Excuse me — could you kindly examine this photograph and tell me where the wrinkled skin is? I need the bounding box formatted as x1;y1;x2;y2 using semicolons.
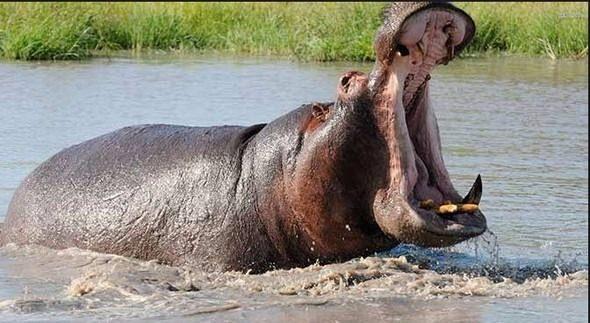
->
0;2;486;273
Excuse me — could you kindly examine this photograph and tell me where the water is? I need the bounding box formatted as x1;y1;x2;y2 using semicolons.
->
0;54;587;322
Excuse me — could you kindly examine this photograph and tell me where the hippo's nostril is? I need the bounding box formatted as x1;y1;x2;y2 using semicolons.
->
340;75;351;86
340;75;351;92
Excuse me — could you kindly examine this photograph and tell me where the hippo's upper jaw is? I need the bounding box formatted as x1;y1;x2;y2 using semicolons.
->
369;2;487;247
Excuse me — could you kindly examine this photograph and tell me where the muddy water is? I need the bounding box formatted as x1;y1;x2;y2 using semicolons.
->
0;55;587;322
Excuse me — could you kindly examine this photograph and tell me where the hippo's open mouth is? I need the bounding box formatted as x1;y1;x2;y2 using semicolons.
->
371;5;486;247
402;8;485;238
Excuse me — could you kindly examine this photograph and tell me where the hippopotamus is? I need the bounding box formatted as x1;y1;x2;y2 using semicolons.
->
1;2;486;273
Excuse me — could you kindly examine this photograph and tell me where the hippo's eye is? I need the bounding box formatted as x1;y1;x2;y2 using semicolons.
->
396;44;409;56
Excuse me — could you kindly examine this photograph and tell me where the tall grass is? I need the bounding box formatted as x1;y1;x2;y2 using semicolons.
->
460;2;588;59
0;2;586;61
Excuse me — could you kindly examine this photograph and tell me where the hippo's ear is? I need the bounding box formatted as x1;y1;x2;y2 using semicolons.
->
311;103;330;122
300;103;331;133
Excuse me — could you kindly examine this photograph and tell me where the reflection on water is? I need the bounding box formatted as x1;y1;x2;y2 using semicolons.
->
0;54;587;321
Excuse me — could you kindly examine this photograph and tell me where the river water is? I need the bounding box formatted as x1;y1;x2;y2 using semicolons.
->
0;54;587;322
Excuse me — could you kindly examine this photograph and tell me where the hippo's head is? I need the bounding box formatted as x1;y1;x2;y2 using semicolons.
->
265;2;485;264
366;2;486;247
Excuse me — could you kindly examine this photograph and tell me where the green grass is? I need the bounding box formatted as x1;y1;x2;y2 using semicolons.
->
0;2;587;61
460;2;588;59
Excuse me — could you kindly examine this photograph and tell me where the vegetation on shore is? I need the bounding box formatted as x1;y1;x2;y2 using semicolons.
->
0;2;587;61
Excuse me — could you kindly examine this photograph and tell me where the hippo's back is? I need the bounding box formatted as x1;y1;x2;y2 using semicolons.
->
1;123;265;267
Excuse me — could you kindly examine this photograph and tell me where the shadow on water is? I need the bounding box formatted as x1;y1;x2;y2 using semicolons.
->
389;230;588;284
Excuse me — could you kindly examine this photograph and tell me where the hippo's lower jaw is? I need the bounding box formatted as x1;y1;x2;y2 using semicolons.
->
374;192;487;248
370;5;486;247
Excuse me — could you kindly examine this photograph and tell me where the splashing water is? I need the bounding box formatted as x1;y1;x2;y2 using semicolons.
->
389;230;587;285
0;221;587;320
0;242;586;321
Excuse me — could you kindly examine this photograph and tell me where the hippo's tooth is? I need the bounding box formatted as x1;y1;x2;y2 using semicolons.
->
437;204;458;214
461;174;482;205
458;204;479;213
419;199;436;209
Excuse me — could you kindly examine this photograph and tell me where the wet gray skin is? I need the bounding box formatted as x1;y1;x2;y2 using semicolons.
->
0;2;486;273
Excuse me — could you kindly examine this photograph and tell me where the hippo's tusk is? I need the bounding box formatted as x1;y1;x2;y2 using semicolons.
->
446;41;455;64
444;23;456;63
417;40;426;57
462;174;482;205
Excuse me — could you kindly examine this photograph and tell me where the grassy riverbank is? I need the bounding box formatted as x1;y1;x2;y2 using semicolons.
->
0;2;587;61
